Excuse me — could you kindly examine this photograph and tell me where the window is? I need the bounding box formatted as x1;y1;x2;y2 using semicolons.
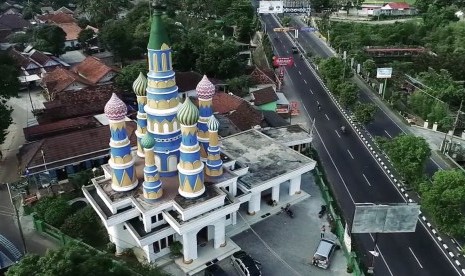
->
151;216;157;224
226;214;231;220
123;225;126;230
153;241;160;253
158;213;163;221
160;238;167;249
167;235;174;245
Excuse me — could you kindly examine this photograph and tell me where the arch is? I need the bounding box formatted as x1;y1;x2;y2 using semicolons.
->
154;154;162;170
153;54;159;72
168;155;177;171
161;53;167;71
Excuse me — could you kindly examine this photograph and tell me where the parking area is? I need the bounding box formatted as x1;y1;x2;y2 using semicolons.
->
185;172;349;276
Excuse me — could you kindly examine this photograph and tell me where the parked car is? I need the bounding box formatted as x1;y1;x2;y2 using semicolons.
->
312;238;339;269
231;250;261;276
204;263;229;276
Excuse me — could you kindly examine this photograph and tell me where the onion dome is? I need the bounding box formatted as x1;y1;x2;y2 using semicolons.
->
140;133;155;149
104;93;127;121
207;115;219;131
196;75;215;100
132;72;147;96
177;97;199;125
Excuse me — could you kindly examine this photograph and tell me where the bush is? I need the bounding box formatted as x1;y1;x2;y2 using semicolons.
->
34;197;73;227
170;241;183;257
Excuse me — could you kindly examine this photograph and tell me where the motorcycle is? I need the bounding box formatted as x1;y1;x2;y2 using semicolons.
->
267;199;278;207
281;203;294;218
318;205;327;218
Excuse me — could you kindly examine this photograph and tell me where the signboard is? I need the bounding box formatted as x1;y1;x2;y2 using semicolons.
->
376;67;393;78
283;7;310;13
273;27;295;32
258;1;284;14
290;101;300;115
300;27;318;32
273;56;294;67
352;203;420;233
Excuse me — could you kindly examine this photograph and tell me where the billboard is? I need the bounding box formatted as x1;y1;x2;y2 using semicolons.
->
376;67;393;78
258;1;284;14
352;203;420;233
273;56;294;67
300;27;318;32
283;7;310;13
273;27;296;32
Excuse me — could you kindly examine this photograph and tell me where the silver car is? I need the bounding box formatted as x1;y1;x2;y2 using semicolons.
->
312;238;338;269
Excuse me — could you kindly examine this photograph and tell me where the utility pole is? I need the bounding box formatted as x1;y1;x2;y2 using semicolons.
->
7;183;27;254
443;99;463;154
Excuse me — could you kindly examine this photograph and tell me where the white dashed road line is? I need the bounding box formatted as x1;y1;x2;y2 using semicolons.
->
325;114;330;120
335;130;341;138
362;173;372;186
347;149;354;159
298;71;302;75
409;247;424;269
385;130;393;138
303;79;307;84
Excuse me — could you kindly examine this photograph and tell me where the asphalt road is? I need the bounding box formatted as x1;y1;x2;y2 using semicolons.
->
261;14;460;276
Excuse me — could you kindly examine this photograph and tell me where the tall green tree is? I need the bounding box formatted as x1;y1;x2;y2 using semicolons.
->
337;82;358;108
76;0;132;26
420;170;465;236
381;134;431;185
33;25;66;56
60;206;108;246
353;102;376;124
115;61;148;91
0;52;19;145
362;59;376;79
99;20;132;62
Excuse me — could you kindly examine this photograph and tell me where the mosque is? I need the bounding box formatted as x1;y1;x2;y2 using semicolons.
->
83;3;315;273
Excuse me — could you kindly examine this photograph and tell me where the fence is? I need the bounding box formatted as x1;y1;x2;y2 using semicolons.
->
313;166;365;275
31;214;100;252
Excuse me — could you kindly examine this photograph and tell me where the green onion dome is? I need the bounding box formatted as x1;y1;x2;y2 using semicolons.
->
140;133;155;149
207;115;219;131
132;72;147;96
177;97;199;126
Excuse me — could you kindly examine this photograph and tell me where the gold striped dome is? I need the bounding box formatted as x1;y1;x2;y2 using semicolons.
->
177;97;199;125
132;72;148;96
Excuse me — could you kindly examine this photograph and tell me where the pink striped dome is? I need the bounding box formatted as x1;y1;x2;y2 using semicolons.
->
196;75;215;100
104;93;127;120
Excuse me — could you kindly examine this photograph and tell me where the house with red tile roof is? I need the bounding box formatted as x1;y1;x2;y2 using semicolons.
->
37;12;76;24
36;12;82;48
56;22;81;48
41;67;92;100
380;2;416;16
71;56;118;84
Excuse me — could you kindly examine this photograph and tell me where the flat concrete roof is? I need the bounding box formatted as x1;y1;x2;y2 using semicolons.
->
260;124;313;146
220;129;315;189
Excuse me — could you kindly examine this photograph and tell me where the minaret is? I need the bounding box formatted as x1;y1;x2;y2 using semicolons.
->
104;93;138;192
206;116;223;177
196;75;215;160
144;2;181;176
133;72;148;157
141;133;163;201
177;98;205;198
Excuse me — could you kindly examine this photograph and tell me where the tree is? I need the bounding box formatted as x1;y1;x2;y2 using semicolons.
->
6;245;130;276
33;25;66;56
362;59;376;79
226;75;251;97
34;197;73;227
0;52;19;145
281;16;292;27
420;170;465;236
353;102;376;124
78;29;95;47
337;82;358;108
381;134;431;185
99;20;132;62
115;62;148;91
60;206;109;246
76;0;132;26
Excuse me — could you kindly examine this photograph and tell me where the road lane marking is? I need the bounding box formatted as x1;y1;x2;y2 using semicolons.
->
362;174;372;186
409;247;424;269
294;63;297;67
317;101;320;104
298;71;302;75
325;114;330;120
303;79;307;84
313;127;355;204
335;130;341;138
347;149;354;159
310;89;313;94
384;130;392;138
369;234;394;276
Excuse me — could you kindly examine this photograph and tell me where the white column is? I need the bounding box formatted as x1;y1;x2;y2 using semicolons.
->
108;224;125;256
143;245;152;262
289;175;302;195
182;231;197;264
248;192;261;215
213;218;226;248
231;180;237;197
271;185;280;202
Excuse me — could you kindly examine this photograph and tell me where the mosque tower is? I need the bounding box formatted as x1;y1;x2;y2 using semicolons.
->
196;75;215;159
133;72;148;157
205;116;223;177
104;93;138;192
141;133;163;201
144;2;181;176
177;98;205;198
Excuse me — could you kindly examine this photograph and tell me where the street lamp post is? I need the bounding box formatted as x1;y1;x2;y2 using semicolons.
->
7;183;27;254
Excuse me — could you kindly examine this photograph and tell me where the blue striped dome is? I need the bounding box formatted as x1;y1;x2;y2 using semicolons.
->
207;115;219;131
177;97;199;125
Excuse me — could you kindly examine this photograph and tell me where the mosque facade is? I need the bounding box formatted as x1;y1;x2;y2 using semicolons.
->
83;4;315;271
